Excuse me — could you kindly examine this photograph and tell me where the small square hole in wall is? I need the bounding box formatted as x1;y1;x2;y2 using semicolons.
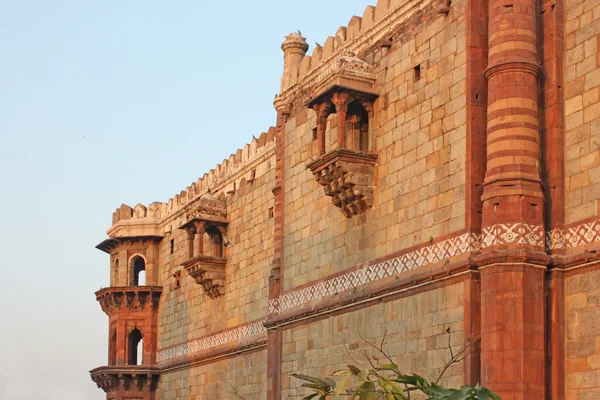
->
269;207;274;219
170;239;175;254
414;64;421;81
312;127;318;141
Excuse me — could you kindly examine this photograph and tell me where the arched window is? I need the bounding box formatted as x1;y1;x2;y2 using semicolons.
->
131;256;146;286
112;258;119;286
109;328;117;365
346;101;370;153
127;328;143;365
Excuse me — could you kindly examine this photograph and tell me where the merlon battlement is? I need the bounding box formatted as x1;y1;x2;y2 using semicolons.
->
108;127;276;232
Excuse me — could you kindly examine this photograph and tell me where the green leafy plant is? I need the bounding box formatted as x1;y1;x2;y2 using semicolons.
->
292;329;500;400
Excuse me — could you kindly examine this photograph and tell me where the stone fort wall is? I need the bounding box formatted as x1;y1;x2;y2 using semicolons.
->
90;0;600;398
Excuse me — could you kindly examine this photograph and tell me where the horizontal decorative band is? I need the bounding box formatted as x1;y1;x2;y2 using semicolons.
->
156;321;266;363
152;219;600;364
269;232;482;314
547;219;600;251
481;223;544;248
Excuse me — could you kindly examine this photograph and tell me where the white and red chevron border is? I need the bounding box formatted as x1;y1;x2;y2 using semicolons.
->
155;219;600;363
156;321;266;363
268;232;482;314
546;219;600;251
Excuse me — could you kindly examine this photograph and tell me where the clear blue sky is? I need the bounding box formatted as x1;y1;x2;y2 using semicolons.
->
0;0;372;398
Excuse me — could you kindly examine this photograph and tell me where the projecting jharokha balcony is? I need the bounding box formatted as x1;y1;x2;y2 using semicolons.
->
181;255;226;299
90;365;160;393
95;286;162;316
179;193;229;299
305;49;379;218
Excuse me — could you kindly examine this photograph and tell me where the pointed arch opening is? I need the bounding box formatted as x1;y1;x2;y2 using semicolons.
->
131;256;146;286
127;328;143;365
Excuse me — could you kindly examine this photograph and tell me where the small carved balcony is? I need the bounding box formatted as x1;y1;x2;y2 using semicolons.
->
95;286;162;316
181;256;226;299
179;193;229;299
90;365;160;393
307;148;378;218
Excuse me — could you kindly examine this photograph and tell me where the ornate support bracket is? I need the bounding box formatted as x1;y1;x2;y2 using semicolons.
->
90;366;160;393
95;286;162;316
307;148;378;218
181;256;226;299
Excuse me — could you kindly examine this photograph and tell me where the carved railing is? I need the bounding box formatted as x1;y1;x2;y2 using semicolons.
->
95;286;162;316
90;365;160;393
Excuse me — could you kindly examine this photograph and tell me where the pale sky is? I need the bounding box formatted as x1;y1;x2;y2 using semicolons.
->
0;0;372;399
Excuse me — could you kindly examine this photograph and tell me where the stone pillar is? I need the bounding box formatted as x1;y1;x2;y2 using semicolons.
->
479;0;547;397
280;33;308;90
194;221;205;256
185;227;195;258
313;102;331;156
266;102;290;400
332;92;350;148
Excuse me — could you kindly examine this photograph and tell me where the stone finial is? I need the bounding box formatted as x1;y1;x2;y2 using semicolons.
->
280;32;309;91
281;32;309;53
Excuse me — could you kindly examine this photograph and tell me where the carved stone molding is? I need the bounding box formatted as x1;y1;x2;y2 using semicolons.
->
182;256;226;299
95;286;162;316
307;148;378;217
90;366;160;393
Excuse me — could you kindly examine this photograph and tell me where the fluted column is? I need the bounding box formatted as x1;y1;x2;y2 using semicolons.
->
479;0;547;398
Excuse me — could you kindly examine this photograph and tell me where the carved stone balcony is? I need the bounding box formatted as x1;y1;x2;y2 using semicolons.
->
95;286;162;316
90;365;160;393
181;256;226;299
307;148;378;218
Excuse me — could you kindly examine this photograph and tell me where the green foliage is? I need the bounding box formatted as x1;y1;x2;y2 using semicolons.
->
291;329;501;400
292;366;500;400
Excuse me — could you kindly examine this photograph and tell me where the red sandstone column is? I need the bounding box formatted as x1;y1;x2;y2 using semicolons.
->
267;102;289;400
313;103;330;156
332;93;349;148
194;221;205;256
479;0;548;397
185;227;195;258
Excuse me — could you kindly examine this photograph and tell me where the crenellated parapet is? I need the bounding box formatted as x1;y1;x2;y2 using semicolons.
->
104;127;276;233
276;0;427;113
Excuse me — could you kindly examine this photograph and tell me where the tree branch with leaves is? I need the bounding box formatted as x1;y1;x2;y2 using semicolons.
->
292;328;499;400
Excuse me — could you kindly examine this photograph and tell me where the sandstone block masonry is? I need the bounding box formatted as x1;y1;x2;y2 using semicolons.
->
90;0;600;399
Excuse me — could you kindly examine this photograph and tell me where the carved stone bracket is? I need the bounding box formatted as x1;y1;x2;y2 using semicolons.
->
90;366;160;393
95;286;162;316
306;148;378;217
181;256;226;299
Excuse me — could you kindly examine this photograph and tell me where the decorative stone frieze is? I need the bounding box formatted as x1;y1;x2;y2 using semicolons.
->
307;148;377;217
181;255;226;299
95;286;162;316
90;365;160;393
